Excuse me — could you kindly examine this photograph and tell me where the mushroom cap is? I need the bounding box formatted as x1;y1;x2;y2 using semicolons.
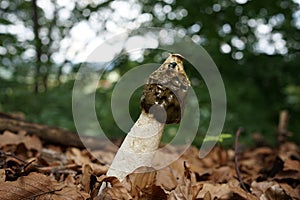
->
141;54;190;124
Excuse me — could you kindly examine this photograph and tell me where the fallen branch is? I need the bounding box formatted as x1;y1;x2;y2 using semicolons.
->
0;112;118;150
0;115;84;147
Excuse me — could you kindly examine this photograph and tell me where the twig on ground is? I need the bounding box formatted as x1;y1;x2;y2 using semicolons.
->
277;110;290;144
0;150;27;164
234;127;250;193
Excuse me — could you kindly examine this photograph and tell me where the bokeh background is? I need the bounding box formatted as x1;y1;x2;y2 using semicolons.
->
1;0;299;146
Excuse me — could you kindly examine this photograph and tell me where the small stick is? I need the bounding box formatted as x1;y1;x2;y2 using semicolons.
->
277;110;289;144
0;150;27;164
234;127;249;193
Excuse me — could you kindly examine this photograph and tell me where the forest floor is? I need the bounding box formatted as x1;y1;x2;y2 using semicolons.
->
0;113;299;200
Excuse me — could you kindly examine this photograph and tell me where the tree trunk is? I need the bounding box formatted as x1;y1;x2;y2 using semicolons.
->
31;0;43;93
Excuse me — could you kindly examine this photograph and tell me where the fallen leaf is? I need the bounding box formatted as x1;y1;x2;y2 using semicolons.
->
156;166;178;191
210;166;233;183
98;176;132;200
0;130;42;152
124;166;166;199
229;184;257;200
0;172;89;200
169;162;198;200
66;147;91;165
251;181;274;198
82;164;93;193
197;183;231;199
203;191;212;200
265;184;292;200
279;183;300;199
283;159;300;172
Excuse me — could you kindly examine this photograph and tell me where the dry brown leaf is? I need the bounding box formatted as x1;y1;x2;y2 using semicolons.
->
0;172;89;200
279;183;300;200
0;130;23;147
0;130;42;152
64;174;76;185
250;181;293;199
92;149;116;166
279;142;299;161
229;185;257;200
251;146;273;156
82;164;93;193
275;170;300;181
210;166;233;183
283;159;300;171
66;148;91;165
23;134;42;152
265;184;292;200
133;185;167;200
156;166;178;191
251;181;274;197
166;159;185;181
98;176;132;200
180;146;204;175
0;172;55;200
93;165;109;177
197;183;231;199
53;185;90;200
123;166;165;199
168;162;198;200
199;146;225;168
203;191;212;200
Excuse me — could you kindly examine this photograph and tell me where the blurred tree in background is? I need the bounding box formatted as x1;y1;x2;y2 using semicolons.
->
0;0;299;145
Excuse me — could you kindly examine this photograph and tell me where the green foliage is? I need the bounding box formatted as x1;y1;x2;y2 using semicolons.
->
0;78;75;130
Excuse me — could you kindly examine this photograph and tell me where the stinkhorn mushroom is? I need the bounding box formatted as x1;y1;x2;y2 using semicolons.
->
100;53;190;193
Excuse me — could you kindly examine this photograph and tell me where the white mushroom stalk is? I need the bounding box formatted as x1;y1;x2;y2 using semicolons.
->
105;111;165;180
99;53;190;194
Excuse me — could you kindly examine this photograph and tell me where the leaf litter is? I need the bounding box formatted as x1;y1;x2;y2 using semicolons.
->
0;127;299;199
